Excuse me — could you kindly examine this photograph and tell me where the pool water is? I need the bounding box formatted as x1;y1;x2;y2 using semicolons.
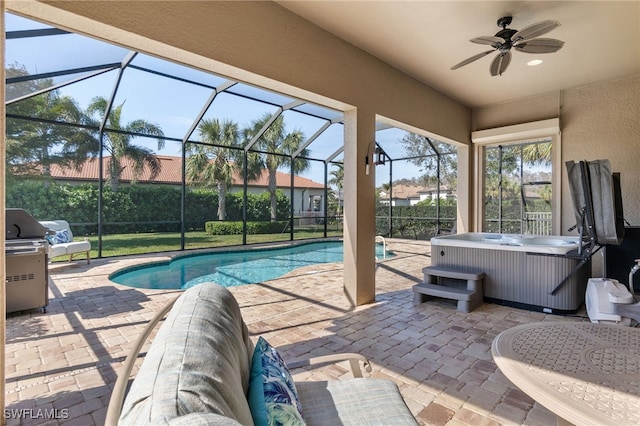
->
110;241;392;289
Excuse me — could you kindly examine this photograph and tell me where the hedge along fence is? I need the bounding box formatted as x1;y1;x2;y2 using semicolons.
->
6;181;291;234
375;204;457;239
205;220;290;235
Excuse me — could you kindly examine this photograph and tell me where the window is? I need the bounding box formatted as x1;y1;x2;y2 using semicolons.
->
482;139;552;234
472;119;561;235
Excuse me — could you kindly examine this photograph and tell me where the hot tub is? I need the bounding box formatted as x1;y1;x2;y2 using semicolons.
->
430;232;591;314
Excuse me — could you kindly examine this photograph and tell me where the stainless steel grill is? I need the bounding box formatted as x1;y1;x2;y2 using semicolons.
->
5;209;49;314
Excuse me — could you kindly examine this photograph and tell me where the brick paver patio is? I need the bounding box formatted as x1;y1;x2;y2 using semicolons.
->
5;238;587;425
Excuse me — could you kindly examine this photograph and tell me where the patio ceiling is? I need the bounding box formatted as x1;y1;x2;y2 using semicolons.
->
277;1;640;108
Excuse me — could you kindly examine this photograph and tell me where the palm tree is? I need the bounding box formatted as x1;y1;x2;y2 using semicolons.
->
328;163;344;217
186;118;262;220
6;63;92;183
85;96;165;192
244;113;310;221
522;141;552;166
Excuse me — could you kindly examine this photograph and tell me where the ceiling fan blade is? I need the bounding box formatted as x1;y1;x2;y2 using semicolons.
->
490;51;511;76
470;36;504;46
451;49;496;70
512;20;560;42
515;38;565;54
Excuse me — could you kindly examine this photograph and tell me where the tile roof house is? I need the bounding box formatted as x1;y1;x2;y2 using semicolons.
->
378;184;454;206
44;155;326;213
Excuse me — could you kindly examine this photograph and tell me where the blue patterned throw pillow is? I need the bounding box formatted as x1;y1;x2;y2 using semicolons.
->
248;337;305;426
45;229;71;245
54;229;72;244
44;234;56;246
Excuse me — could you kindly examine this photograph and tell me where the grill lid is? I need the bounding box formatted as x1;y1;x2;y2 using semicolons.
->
6;208;47;240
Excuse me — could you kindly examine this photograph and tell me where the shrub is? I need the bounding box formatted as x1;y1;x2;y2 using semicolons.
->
206;220;289;235
375;204;457;239
205;221;243;235
6;180;293;234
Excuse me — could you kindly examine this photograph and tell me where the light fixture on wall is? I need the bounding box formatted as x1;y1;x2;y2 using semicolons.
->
365;142;389;175
374;145;388;166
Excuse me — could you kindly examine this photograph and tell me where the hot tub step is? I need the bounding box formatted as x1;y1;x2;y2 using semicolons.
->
413;283;474;299
422;266;485;283
414;266;485;312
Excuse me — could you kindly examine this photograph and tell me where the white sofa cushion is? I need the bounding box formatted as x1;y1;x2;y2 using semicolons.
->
52;241;91;255
48;244;68;259
39;220;75;239
167;412;243;425
296;379;418;425
119;283;255;425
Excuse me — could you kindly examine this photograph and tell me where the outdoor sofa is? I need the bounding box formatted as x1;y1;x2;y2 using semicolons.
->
39;220;91;263
106;283;418;425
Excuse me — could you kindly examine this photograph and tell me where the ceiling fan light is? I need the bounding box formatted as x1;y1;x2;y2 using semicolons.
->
452;17;562;75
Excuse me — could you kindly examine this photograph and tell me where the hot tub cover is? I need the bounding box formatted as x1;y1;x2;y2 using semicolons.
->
566;159;624;246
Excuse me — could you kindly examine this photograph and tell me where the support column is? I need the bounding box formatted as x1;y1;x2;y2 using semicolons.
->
1;2;7;413
343;108;376;306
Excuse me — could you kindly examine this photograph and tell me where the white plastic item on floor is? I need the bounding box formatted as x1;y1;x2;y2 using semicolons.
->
585;277;634;325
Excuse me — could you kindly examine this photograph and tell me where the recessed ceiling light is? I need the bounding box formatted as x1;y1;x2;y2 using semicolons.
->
527;59;544;67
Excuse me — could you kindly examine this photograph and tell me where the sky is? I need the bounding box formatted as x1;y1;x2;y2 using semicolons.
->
6;12;447;187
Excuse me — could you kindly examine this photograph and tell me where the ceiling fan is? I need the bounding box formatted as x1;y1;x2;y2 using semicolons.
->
451;16;564;76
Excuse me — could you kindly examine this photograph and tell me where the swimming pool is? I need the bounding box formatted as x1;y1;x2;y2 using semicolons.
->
110;240;392;290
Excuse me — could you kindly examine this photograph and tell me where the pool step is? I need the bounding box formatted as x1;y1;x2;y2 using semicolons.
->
413;266;485;313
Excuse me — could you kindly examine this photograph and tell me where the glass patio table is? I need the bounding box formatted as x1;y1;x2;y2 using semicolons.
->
492;322;640;425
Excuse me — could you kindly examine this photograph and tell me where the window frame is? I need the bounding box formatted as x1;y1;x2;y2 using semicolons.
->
472;119;561;235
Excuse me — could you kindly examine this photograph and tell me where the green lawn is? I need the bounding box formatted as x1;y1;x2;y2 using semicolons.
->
62;229;343;259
